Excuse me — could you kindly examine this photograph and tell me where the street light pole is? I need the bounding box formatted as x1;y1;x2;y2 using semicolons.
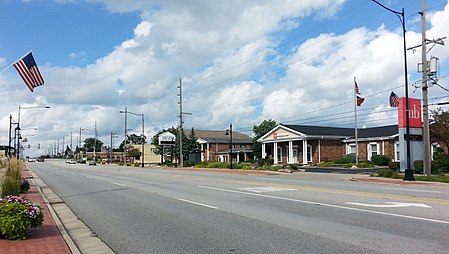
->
141;113;145;168
119;107;128;164
225;124;233;169
119;109;145;167
371;0;414;181
17;105;50;159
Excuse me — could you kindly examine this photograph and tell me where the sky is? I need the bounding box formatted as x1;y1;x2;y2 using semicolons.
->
0;0;448;157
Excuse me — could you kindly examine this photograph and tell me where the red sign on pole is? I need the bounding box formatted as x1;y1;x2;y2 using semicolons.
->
398;98;422;128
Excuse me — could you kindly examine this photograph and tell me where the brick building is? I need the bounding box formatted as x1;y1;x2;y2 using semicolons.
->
258;124;399;165
195;130;253;163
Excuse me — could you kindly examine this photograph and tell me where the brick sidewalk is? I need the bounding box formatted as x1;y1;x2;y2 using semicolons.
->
0;169;71;254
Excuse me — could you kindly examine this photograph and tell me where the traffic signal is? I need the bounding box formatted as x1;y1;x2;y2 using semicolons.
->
28;144;31;149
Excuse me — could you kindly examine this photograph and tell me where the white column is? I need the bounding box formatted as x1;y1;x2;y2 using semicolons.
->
288;141;293;164
302;139;308;165
318;139;321;163
273;142;278;165
262;143;266;159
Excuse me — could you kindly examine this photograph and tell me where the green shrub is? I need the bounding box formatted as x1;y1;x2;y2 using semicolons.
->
289;164;300;170
242;165;252;170
207;162;229;168
0;196;44;240
134;162;140;167
270;165;282;171
194;161;209;168
257;158;273;167
318;162;335;167
414;160;423;174
376;169;399;178
20;179;30;193
432;149;449;173
335;154;356;164
118;162;124;166
371;155;391;166
126;163;132;166
1;178;20;197
388;161;400;171
184;160;195;167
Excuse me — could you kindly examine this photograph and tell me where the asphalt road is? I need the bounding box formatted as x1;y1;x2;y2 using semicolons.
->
29;160;449;254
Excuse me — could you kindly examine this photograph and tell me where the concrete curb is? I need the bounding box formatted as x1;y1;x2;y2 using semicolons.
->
28;168;115;254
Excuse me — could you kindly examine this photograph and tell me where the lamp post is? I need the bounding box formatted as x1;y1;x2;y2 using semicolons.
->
119;107;128;164
81;123;97;161
110;132;119;163
120;109;145;167
17;105;50;158
371;0;414;181
225;124;233;169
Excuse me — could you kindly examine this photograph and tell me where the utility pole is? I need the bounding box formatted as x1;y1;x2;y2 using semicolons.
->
421;0;431;177
178;78;192;167
178;78;184;167
407;1;445;177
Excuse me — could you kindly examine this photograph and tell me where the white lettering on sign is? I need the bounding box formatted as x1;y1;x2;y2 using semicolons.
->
409;104;421;119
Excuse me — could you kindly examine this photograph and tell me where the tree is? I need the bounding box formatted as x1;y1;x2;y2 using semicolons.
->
119;133;146;150
151;127;194;162
185;128;200;154
83;138;103;153
252;119;277;159
128;148;141;160
151;127;179;156
430;109;449;153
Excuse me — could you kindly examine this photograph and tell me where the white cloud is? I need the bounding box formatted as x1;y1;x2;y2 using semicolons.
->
3;0;449;151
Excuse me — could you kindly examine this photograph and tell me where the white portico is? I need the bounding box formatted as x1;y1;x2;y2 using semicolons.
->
257;124;354;165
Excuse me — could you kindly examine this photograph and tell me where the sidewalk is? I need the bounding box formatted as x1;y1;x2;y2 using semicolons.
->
350;175;448;186
0;168;71;254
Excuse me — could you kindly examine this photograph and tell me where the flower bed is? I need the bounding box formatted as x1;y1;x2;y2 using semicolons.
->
0;195;44;240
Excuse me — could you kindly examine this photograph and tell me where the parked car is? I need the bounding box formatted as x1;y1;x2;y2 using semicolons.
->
37;157;45;162
88;160;96;166
68;159;77;164
28;158;35;162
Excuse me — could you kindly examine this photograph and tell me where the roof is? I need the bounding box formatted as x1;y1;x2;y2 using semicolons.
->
357;125;398;138
280;124;398;139
282;124;354;137
195;130;253;144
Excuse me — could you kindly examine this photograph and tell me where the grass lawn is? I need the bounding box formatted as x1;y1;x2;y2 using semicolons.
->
414;175;449;183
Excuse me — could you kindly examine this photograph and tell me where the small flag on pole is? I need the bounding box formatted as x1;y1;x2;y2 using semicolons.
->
354;80;361;95
357;96;365;106
389;91;399;107
13;52;44;92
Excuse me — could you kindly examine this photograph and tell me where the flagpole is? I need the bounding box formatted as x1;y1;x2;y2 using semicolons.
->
354;77;359;165
0;50;33;74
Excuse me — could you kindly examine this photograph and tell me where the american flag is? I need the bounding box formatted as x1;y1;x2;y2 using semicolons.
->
354;80;361;95
357;96;365;106
389;91;399;107
13;52;44;92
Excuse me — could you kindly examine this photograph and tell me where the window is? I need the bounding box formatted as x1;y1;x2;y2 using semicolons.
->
347;144;356;154
277;146;282;163
367;143;379;161
394;142;400;162
307;144;312;162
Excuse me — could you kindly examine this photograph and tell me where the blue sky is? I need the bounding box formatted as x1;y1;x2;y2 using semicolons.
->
0;0;448;156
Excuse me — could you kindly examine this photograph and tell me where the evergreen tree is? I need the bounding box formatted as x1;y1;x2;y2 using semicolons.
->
252;119;277;159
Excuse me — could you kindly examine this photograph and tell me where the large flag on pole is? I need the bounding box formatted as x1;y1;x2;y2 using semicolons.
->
354;80;361;95
389;91;399;107
13;52;44;92
356;96;365;106
354;79;364;106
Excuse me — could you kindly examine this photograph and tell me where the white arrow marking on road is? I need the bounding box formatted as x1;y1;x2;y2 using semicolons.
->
346;202;432;208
